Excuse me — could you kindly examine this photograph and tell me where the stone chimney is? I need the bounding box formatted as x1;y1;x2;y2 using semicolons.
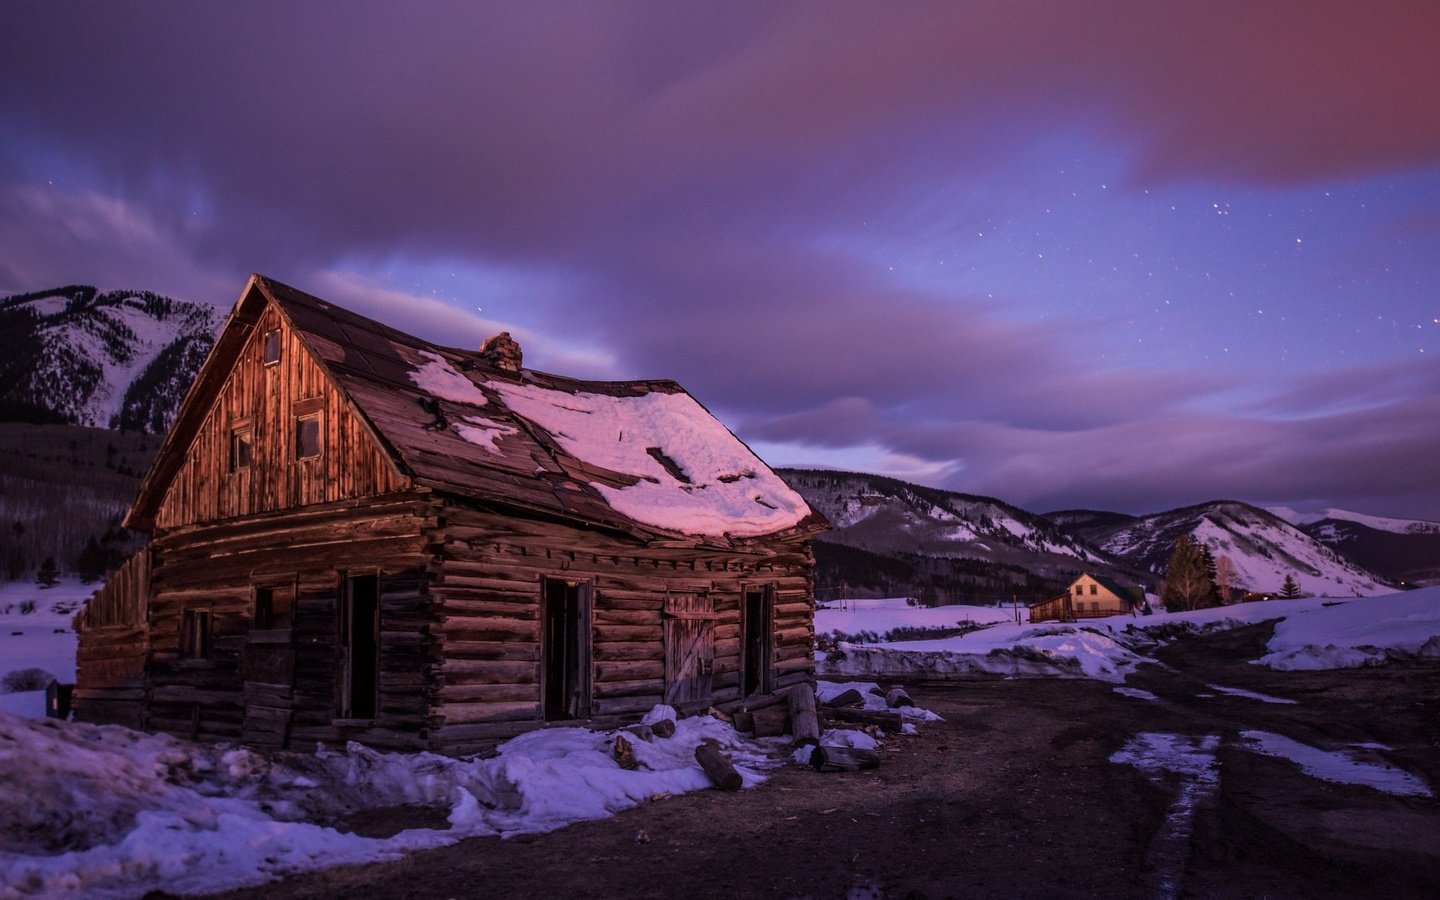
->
480;331;523;372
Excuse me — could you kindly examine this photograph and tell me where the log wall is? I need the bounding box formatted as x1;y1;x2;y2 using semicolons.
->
153;303;407;531
428;502;816;755
141;494;441;749
73;548;151;727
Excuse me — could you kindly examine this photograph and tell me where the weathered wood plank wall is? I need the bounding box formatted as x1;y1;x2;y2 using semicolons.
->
153;304;406;530
72;548;151;727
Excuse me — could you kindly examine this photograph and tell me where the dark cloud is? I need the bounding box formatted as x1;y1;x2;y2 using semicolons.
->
3;2;1438;519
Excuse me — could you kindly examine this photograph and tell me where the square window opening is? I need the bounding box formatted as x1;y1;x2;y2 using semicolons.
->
296;415;322;459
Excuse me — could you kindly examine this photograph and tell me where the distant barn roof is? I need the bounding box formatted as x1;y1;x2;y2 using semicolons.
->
129;275;823;544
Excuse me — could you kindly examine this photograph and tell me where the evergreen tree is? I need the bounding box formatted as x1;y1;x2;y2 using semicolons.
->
36;556;58;588
1162;535;1217;611
1280;574;1301;599
76;536;107;584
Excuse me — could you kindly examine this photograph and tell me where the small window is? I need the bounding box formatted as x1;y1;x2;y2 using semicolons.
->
254;585;294;630
296;415;321;459
1091;602;1100;613
1074;584;1083;596
229;427;252;472
180;609;211;659
263;330;282;365
1090;584;1098;595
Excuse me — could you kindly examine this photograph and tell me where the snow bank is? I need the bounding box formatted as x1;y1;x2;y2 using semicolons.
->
1;580;87;720
815;601;1021;643
1254;587;1440;671
0;708;776;898
818;588;1440;682
487;381;809;537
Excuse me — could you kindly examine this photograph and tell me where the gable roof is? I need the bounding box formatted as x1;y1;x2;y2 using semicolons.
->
1074;572;1141;602
129;275;824;545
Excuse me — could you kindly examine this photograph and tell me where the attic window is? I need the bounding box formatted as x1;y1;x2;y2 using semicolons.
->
296;414;322;459
646;447;690;484
229;426;252;472
263;330;282;365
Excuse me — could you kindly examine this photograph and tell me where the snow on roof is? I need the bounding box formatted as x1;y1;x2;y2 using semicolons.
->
488;380;810;538
451;415;517;454
407;350;490;406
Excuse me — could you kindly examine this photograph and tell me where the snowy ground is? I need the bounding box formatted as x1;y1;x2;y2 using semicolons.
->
0;580;87;718
818;587;1440;683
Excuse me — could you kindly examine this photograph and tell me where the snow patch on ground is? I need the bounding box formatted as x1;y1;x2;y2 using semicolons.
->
1203;684;1297;705
0;708;777;898
1238;730;1431;798
1113;687;1159;701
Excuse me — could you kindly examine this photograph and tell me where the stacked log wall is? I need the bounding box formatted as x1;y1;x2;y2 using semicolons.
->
429;502;816;755
143;494;441;750
72;548;151;727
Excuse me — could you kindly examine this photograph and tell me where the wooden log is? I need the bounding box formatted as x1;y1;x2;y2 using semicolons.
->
694;740;742;791
823;705;898;734
786;685;821;747
731;710;755;733
822;688;865;709
621;724;654;742
810;745;881;772
613;734;638;770
750;703;789;738
885;687;914;709
649;717;676;739
825;707;904;733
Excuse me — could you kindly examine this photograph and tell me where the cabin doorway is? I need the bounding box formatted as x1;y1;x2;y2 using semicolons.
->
741;585;773;697
241;580;297;747
543;579;591;720
339;572;379;719
663;592;715;706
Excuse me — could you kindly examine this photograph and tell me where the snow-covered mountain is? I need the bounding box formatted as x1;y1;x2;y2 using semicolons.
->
780;469;1145;601
1268;506;1440;536
1268;507;1440;588
1049;500;1394;597
0;286;218;433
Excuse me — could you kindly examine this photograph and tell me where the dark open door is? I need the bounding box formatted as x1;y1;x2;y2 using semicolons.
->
741;584;773;697
339;572;379;719
543;578;591;720
663;592;715;707
241;580;297;746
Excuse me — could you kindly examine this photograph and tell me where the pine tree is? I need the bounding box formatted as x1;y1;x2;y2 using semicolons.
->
36;556;58;588
1163;535;1217;611
76;536;107;584
1280;574;1301;599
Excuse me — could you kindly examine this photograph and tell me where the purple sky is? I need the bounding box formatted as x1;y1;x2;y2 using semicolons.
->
3;2;1438;518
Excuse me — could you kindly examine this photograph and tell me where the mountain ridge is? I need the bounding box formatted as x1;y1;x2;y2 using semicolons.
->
0;285;218;433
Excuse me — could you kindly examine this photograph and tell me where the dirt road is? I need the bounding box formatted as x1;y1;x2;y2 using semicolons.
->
217;624;1440;899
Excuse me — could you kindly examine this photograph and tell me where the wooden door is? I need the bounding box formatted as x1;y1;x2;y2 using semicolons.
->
663;593;715;707
241;582;297;746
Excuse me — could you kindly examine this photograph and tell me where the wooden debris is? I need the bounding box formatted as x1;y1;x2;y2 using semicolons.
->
707;706;733;724
786;685;821;747
825;707;904;733
649;717;677;739
822;688;865;709
810;745;881;772
613;734;638;770
694;740;743;791
622;723;655;742
731;710;755;734
884;687;914;709
750;703;790;738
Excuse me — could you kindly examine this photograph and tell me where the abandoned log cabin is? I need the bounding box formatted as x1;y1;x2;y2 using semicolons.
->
74;274;827;754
